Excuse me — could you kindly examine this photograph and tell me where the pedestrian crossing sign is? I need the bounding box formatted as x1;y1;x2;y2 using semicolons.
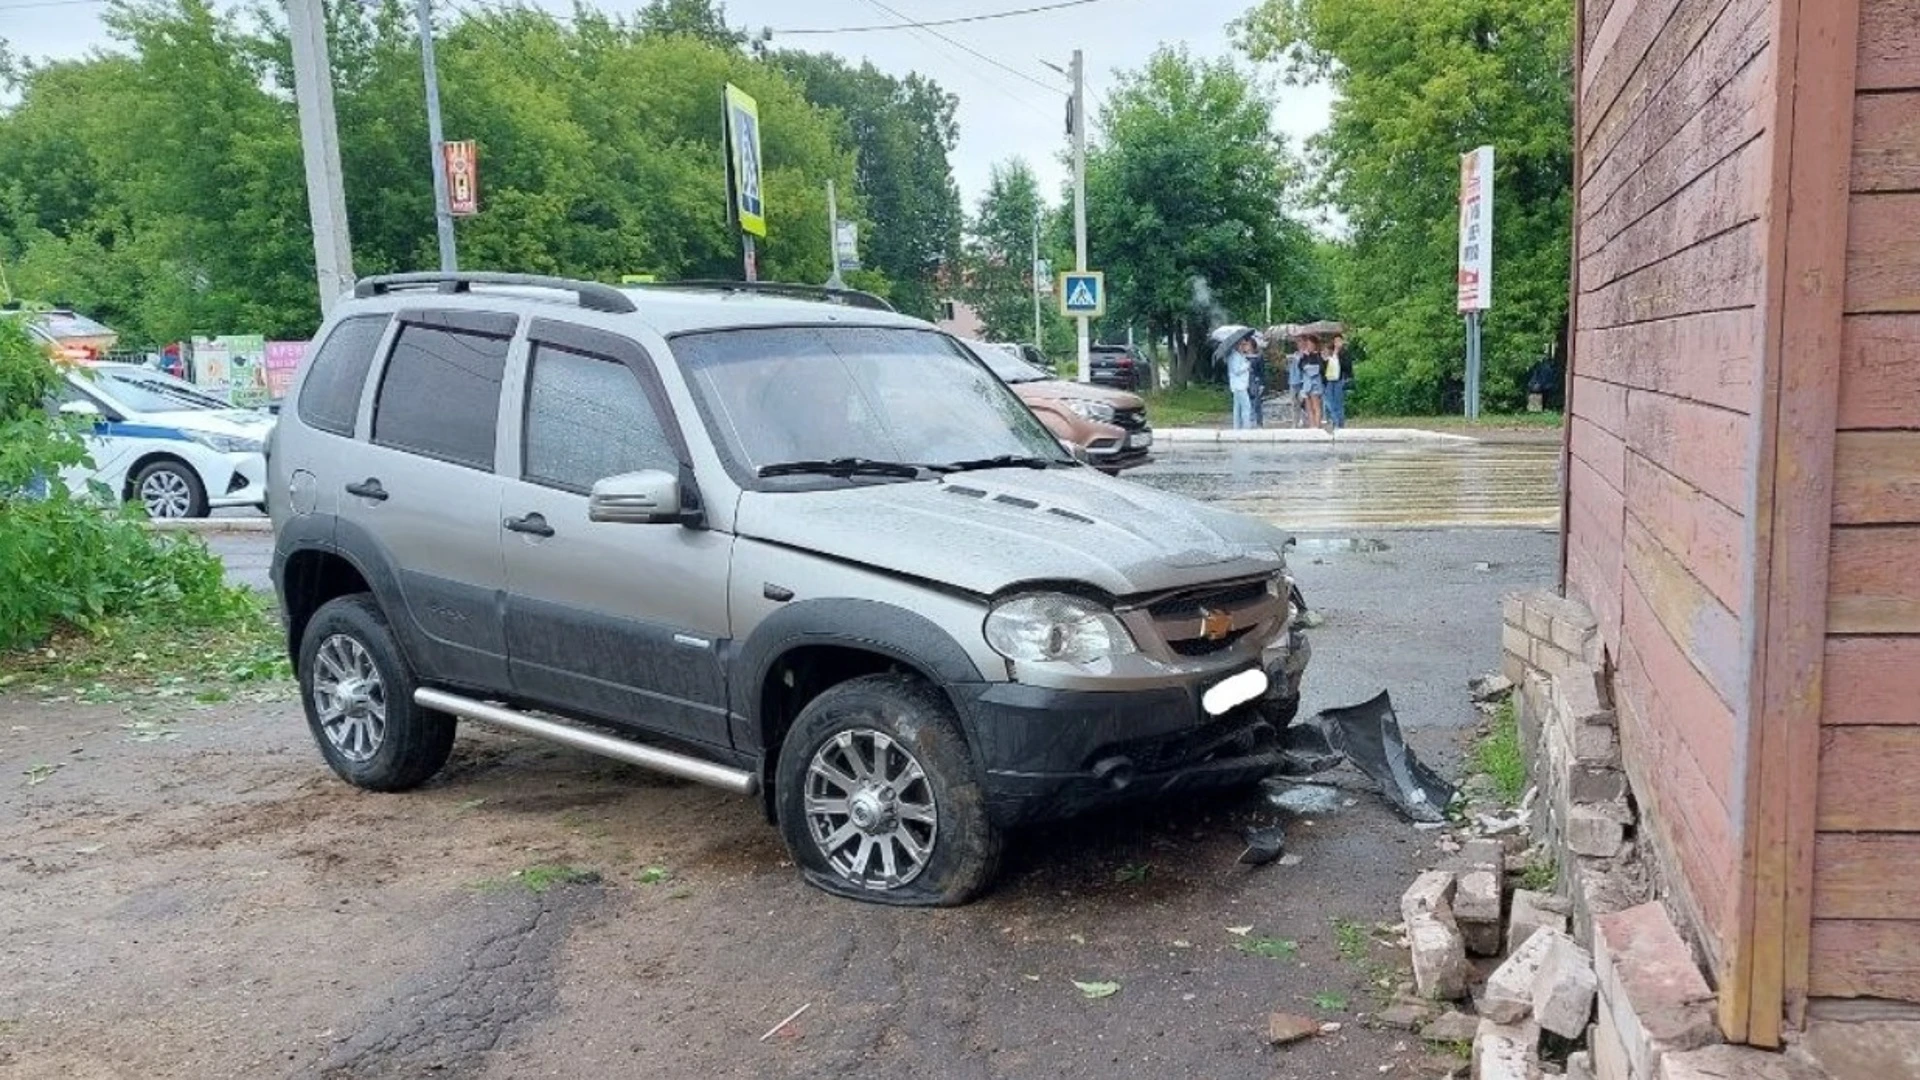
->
1058;271;1105;317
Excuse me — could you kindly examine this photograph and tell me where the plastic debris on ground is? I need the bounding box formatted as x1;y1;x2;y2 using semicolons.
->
1268;690;1459;824
1261;781;1348;816
1238;823;1287;865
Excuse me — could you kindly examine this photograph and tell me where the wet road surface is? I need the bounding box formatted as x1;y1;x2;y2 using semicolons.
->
1130;441;1562;530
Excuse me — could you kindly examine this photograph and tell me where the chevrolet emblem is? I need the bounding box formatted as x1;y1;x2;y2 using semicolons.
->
1199;608;1234;641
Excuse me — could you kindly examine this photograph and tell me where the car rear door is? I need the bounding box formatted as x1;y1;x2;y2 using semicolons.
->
329;308;513;692
496;319;733;751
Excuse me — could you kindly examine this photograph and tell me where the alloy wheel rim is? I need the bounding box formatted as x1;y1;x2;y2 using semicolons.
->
139;470;192;518
804;728;938;890
311;633;387;763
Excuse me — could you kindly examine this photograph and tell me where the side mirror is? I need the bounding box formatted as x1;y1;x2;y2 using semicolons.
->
59;399;102;419
588;469;682;525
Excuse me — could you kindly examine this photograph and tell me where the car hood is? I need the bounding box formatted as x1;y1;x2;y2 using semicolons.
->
735;468;1288;598
1014;379;1144;410
135;408;275;439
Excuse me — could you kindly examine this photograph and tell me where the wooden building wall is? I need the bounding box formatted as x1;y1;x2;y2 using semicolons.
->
1566;0;1775;979
1810;0;1920;1006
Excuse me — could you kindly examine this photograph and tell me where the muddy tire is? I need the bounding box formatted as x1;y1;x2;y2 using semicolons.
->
298;595;455;792
776;675;1001;906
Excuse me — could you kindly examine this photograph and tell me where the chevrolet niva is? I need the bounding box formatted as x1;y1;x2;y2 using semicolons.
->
269;273;1310;905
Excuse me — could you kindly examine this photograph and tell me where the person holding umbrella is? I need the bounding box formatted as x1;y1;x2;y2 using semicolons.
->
1210;324;1261;430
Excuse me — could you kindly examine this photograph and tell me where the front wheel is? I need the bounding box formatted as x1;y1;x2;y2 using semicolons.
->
298;595;455;792
132;460;208;519
776;675;1001;906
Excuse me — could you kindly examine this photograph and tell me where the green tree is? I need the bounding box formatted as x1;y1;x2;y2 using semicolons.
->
963;160;1049;344
1238;0;1573;412
637;0;747;48
770;52;962;320
1083;46;1317;387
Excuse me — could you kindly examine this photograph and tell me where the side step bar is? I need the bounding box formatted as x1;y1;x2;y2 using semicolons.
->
414;687;758;795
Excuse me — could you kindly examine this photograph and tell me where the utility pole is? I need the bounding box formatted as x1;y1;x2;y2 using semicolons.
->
1070;48;1089;383
288;0;355;314
1031;209;1042;350
825;180;845;290
416;0;457;272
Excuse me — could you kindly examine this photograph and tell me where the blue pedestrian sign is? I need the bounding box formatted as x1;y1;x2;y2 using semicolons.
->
1058;270;1105;317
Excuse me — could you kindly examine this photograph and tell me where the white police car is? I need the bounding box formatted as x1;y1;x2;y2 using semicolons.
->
55;362;272;519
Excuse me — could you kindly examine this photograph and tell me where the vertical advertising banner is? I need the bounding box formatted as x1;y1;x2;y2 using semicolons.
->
220;334;269;407
1457;145;1495;313
264;340;308;400
191;337;233;399
444;140;479;217
723;83;766;238
834;220;860;271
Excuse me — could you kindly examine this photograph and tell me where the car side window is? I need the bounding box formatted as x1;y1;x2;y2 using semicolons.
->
372;321;509;470
522;343;678;492
297;315;390;436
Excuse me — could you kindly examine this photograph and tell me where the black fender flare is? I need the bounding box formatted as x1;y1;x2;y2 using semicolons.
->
728;598;989;753
274;516;414;661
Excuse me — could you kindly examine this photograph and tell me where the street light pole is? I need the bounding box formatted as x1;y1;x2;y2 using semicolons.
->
1070;48;1089;383
415;0;457;273
287;0;354;313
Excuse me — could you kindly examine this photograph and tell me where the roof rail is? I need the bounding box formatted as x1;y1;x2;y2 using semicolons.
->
627;279;896;313
354;272;637;314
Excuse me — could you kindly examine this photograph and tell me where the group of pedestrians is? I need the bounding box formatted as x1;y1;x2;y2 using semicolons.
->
1214;323;1357;431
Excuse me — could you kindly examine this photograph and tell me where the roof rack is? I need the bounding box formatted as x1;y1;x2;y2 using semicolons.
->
354;272;637;314
626;280;896;313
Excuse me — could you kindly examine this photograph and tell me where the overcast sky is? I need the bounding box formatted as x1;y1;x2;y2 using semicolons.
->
1;0;1333;211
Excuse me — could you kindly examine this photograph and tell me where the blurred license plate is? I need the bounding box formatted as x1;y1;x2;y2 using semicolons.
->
1202;668;1269;716
1129;432;1154;449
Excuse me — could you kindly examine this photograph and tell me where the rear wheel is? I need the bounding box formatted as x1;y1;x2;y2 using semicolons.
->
298;595;455;792
132;460;208;519
776;675;1001;906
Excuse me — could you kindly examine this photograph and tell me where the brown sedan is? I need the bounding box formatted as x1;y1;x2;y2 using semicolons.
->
963;340;1154;474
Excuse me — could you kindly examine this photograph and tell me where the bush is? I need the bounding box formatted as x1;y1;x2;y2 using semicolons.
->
0;315;253;650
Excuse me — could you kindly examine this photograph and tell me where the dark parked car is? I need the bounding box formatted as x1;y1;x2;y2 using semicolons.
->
1089;344;1149;391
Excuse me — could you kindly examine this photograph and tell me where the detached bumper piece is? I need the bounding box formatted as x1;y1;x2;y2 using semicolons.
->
1274;690;1456;823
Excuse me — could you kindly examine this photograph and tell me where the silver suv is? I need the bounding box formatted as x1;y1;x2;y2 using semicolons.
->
269;273;1310;905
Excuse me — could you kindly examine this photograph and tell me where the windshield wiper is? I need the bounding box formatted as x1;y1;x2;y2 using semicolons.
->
933;454;1060;473
757;457;925;480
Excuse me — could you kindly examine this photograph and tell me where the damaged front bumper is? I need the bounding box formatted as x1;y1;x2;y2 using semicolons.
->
954;628;1311;827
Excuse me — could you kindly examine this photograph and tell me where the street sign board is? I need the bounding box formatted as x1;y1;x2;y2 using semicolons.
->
723;83;766;238
1457;145;1493;312
1059;270;1104;317
1034;258;1053;297
444;140;479;217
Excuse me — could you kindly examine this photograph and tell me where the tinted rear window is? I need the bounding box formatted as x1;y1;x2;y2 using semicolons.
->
297;316;390;435
372;323;509;470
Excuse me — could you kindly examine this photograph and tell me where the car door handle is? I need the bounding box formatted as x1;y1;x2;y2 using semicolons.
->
504;512;555;538
345;478;388;501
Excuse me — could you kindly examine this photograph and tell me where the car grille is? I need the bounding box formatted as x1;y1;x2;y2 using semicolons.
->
1145;578;1279;657
1112;407;1147;431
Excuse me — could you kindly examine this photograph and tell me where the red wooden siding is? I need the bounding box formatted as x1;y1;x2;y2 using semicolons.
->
1807;0;1920;1008
1567;0;1768;988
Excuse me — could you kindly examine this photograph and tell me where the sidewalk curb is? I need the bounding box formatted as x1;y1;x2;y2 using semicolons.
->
144;518;273;534
1155;427;1480;445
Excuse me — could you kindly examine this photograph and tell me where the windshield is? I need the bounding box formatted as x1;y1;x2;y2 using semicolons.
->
674;326;1071;481
964;340;1051;383
90;367;232;413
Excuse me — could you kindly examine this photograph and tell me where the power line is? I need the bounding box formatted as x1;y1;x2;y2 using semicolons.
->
772;0;1106;36
0;0;105;11
854;0;1066;96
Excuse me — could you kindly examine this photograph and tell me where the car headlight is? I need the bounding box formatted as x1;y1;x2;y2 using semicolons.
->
184;429;264;454
1062;399;1117;423
984;593;1137;664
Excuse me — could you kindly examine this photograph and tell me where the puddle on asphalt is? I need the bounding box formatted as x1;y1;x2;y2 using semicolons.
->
1291;537;1391;554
